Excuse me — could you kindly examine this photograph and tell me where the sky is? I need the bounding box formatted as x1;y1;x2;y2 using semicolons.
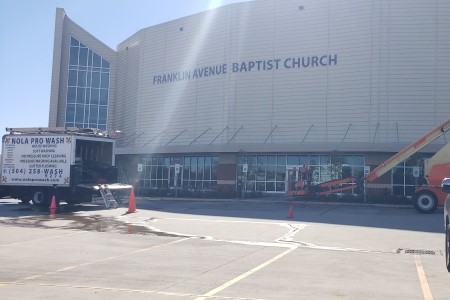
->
0;0;251;142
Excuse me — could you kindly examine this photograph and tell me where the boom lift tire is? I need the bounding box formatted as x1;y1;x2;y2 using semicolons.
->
413;191;438;214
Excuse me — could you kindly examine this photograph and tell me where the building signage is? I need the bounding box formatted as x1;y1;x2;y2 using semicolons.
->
1;136;72;185
153;54;337;85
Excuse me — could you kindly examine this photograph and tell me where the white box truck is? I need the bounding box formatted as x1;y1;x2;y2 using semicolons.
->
0;127;132;208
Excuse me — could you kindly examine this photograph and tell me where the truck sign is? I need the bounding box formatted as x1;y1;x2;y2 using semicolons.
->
2;135;72;186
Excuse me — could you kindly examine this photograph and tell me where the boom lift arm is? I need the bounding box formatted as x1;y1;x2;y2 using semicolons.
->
287;117;450;198
365;117;450;182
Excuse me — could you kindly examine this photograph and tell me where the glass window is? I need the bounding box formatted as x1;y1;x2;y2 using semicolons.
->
157;166;163;179
87;72;92;87
100;90;108;105
266;165;276;181
65;104;75;122
256;182;265;191
99;106;107;124
247;155;256;165
68;70;77;86
237;156;247;164
78;71;87;87
204;164;211;180
88;49;93;66
139;156;218;192
257;155;267;166
183;167;190;182
75;105;84;123
267;155;276;165
266;182;275;191
276;166;285;181
320;155;330;165
353;155;364;166
277;155;286;165
92;72;100;88
76;88;86;103
342;165;352;179
211;158;218;180
102;58;110;69
320;165;331;182
246;181;255;192
151;165;157;179
69;47;79;65
79;47;88;66
287;156;299;165
299;156;309;165
89;105;98;123
93;53;101;67
310;155;320;165
65;37;110;130
91;89;100;104
247;165;256;181
256;165;266;181
67;87;76;103
70;37;79;47
85;88;91;104
343;156;353;165
353;166;365;178
276;182;285;192
311;166;320;184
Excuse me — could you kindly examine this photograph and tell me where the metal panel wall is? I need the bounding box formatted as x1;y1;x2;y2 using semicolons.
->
97;1;450;153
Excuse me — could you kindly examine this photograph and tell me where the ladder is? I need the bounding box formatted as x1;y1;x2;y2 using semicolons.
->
98;185;119;209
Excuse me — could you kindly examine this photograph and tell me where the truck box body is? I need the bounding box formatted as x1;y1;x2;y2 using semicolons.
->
0;128;130;206
2;134;114;187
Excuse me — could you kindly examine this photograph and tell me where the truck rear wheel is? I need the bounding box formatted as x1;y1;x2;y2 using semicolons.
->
414;191;438;214
32;190;50;207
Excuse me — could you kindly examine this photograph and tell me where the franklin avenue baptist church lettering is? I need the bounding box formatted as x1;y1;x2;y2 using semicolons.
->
152;54;338;85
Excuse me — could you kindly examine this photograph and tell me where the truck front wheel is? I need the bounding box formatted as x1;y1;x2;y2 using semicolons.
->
414;191;438;214
32;190;49;207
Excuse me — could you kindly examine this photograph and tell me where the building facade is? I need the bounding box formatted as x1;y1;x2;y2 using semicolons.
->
49;0;450;198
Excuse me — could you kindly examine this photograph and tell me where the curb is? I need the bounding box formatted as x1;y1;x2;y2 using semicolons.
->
136;196;422;209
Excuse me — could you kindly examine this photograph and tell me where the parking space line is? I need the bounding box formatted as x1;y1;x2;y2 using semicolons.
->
414;255;434;300
6;237;190;284
0;231;85;247
195;247;296;300
0;281;268;299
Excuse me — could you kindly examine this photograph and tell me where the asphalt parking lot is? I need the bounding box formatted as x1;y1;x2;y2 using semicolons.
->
0;197;449;299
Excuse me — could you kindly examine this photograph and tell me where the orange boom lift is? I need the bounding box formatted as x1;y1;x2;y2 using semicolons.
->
287;117;450;213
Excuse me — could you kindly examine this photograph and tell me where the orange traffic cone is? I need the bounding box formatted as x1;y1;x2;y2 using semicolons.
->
127;187;137;213
288;204;294;219
50;195;57;215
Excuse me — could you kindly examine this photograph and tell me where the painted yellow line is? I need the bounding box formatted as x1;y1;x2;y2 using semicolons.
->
0;281;269;300
11;237;190;283
0;231;85;247
414;255;434;300
195;247;296;300
1;282;195;298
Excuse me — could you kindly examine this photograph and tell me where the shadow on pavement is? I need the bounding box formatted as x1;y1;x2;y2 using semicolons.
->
0;197;444;234
134;197;444;234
